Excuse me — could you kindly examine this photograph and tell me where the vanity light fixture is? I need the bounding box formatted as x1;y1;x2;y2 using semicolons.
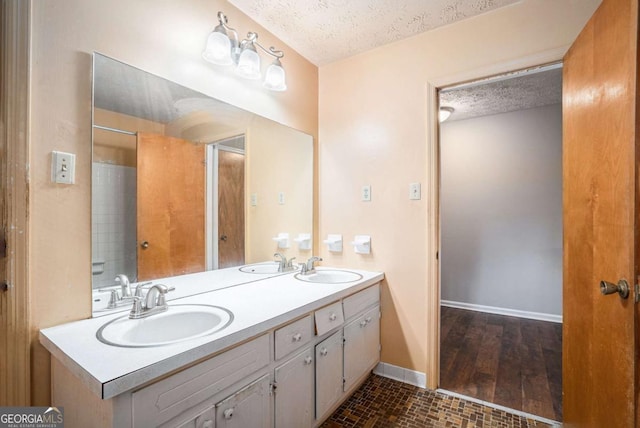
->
203;11;287;91
439;106;454;122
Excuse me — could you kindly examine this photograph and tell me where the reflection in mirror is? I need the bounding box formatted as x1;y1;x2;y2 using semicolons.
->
92;53;313;289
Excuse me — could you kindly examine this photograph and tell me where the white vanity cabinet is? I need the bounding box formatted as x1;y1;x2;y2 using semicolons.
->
131;334;270;428
45;276;383;428
215;375;272;428
343;305;380;392
274;348;314;428
175;406;215;428
314;330;345;419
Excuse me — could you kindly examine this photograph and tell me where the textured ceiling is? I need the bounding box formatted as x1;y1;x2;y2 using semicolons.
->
228;0;521;65
440;66;562;122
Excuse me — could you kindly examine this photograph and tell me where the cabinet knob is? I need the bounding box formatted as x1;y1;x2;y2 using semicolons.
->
304;356;313;365
365;316;372;323
320;347;328;356
360;320;367;328
223;408;234;420
329;312;337;321
292;333;302;342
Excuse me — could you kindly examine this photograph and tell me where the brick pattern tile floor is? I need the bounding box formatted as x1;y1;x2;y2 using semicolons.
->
321;374;553;428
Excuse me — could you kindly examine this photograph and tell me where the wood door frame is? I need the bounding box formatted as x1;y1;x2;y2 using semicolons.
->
0;0;31;405
425;46;569;390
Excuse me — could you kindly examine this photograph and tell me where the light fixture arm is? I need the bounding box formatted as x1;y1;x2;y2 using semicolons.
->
216;11;239;48
240;31;284;59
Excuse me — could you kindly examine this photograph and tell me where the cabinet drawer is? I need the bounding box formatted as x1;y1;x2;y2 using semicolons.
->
275;315;313;360
343;283;380;319
132;334;269;428
315;301;344;336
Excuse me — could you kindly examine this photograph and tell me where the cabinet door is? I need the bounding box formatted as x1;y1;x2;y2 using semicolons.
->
216;375;272;428
174;405;215;428
343;305;380;391
315;330;344;420
132;334;269;427
274;348;314;428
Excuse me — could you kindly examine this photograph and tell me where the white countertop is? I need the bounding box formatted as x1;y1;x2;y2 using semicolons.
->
91;262;295;315
41;266;384;399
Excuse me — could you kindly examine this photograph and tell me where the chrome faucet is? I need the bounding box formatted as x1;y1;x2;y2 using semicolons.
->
97;274;137;309
129;283;175;319
274;252;287;272
300;256;322;275
115;274;132;299
274;253;297;272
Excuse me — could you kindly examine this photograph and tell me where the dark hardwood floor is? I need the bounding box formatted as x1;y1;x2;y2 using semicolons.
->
440;306;562;421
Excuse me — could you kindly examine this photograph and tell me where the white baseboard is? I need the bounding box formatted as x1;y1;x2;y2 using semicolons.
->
441;300;562;323
373;362;427;389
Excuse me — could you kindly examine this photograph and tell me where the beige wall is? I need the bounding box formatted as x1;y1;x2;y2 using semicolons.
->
318;0;600;379
29;0;317;404
246;116;314;264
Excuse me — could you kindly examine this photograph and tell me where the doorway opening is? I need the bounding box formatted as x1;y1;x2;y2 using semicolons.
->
437;63;563;422
206;135;246;270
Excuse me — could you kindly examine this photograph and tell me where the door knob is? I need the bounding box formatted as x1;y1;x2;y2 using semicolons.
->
220;235;228;242
600;279;630;299
140;241;149;249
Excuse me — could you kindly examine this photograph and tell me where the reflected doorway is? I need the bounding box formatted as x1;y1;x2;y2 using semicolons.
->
207;135;246;270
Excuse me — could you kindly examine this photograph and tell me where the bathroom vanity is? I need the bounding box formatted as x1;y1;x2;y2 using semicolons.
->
40;266;384;428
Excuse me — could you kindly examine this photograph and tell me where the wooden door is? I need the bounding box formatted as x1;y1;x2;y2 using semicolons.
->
563;0;638;425
218;150;245;268
137;133;205;280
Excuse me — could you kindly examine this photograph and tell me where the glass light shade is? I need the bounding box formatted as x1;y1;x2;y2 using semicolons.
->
236;46;261;80
439;107;454;122
202;30;232;65
263;60;287;91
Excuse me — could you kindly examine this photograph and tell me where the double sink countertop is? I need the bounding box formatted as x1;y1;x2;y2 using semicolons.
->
40;264;384;400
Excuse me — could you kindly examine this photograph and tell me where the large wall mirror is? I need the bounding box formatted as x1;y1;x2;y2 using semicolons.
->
92;53;313;289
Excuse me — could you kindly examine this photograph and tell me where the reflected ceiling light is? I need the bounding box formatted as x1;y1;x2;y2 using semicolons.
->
203;12;287;91
439;106;454;122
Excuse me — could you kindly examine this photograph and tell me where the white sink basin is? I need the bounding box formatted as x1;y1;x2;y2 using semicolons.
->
239;262;299;274
97;304;233;347
294;269;363;284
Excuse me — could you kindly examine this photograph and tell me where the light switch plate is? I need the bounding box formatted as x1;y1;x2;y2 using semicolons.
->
250;193;258;206
362;185;372;202
51;151;76;184
278;192;285;205
409;183;421;200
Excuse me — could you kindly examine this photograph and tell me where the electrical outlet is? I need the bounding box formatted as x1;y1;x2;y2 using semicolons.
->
362;185;372;202
278;192;285;205
409;183;421;200
51;151;76;184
